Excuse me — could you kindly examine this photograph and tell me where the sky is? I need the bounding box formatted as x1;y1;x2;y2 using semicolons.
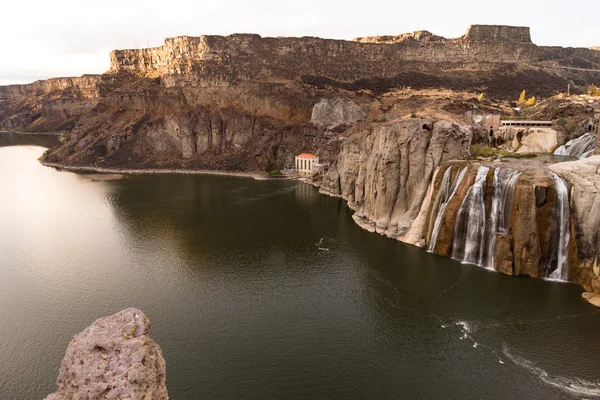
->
1;0;599;85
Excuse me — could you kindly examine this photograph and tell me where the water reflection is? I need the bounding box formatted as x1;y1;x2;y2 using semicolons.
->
0;131;59;148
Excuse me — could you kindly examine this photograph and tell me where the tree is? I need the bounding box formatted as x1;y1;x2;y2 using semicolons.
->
519;90;527;104
588;84;600;97
477;93;485;102
525;96;536;107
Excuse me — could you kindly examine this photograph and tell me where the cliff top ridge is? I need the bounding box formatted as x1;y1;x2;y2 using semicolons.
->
112;24;534;54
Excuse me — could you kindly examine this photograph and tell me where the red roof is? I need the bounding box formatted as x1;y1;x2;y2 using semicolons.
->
297;153;317;159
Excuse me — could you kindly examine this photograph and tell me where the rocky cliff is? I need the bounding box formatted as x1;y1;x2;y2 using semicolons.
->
550;157;600;293
45;308;168;400
2;25;600;299
320;120;599;294
319;118;484;240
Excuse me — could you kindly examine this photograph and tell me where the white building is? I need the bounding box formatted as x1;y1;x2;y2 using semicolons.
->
295;153;319;175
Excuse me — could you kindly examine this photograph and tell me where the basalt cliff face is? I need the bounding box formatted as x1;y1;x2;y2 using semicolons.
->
1;25;599;171
320;126;600;295
2;25;600;298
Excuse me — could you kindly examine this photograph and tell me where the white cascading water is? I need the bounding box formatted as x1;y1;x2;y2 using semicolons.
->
452;166;490;264
548;173;571;281
484;168;521;268
428;166;468;252
554;131;596;159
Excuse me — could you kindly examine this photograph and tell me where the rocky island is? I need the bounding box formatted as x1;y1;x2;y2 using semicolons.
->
1;24;600;303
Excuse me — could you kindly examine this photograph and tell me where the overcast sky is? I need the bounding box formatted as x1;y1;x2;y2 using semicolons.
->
2;0;599;85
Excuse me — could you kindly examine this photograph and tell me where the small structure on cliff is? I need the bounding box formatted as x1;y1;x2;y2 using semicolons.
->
470;113;500;135
295;153;319;175
500;120;553;128
496;120;557;153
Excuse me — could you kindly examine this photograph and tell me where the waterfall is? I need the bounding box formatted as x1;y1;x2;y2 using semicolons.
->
452;166;490;264
554;132;596;159
548;173;571;281
483;168;521;268
428;166;468;252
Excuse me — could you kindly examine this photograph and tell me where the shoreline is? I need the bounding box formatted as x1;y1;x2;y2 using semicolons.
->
0;129;62;136
39;160;300;181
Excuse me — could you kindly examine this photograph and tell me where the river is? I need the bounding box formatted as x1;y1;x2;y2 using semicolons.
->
1;132;600;399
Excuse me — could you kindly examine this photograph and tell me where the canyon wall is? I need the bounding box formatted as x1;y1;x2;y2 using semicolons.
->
0;75;102;99
1;25;600;298
319;118;485;240
108;34;542;83
0;75;104;133
3;25;599;142
108;25;600;83
320;119;599;292
550;157;600;293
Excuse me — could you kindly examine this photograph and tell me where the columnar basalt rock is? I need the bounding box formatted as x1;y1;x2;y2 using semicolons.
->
319;118;479;240
45;308;168;400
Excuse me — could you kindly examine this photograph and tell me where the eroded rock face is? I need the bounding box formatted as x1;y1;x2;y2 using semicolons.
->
45;308;167;400
464;25;532;43
517;129;558;153
411;159;574;280
320;118;477;240
550;156;600;293
311;98;365;129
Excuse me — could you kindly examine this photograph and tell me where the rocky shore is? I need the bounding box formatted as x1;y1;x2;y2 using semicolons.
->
40;161;264;179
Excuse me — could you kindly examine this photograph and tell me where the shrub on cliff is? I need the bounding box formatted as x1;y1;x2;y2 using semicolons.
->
45;154;60;163
518;90;536;108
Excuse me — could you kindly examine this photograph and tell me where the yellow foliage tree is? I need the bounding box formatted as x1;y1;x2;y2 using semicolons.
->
589;84;600;97
525;96;536;107
518;90;537;108
477;93;485;102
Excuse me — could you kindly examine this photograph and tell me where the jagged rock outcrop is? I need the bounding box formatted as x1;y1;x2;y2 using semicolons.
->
320;118;482;240
45;308;168;400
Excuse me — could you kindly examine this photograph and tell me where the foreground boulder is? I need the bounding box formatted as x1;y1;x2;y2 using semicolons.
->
45;308;168;400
